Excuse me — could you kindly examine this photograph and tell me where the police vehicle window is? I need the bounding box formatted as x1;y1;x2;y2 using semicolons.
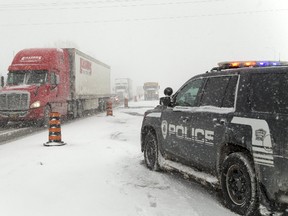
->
222;76;238;107
200;76;230;107
175;79;204;107
251;73;288;114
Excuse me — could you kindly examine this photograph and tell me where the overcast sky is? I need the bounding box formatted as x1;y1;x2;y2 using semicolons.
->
0;0;288;94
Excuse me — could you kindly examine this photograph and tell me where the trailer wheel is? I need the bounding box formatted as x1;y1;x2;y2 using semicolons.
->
72;101;77;119
77;101;83;117
0;120;8;128
98;98;105;112
221;152;259;215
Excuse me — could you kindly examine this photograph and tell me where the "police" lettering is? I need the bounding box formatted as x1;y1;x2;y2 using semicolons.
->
162;121;214;145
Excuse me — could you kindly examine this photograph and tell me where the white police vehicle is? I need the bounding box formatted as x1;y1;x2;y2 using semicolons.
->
141;61;288;215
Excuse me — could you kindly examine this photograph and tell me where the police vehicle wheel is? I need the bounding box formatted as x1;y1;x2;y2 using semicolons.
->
221;152;259;215
144;132;160;171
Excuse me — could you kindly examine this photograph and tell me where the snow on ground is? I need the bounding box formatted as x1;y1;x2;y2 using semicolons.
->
0;100;237;216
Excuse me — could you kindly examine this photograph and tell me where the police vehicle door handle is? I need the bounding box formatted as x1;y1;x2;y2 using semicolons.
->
181;116;190;123
219;118;227;125
213;118;227;125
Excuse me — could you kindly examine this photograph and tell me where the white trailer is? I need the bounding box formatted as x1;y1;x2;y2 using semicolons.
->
67;49;111;115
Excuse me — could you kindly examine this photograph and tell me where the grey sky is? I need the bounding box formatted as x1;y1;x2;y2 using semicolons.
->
0;0;288;94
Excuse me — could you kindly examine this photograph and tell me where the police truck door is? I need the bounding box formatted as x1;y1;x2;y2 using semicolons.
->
160;79;205;163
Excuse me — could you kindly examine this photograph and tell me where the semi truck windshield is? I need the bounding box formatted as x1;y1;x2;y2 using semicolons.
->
7;70;47;86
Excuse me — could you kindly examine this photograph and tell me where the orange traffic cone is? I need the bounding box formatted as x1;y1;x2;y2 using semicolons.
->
124;98;128;108
44;112;66;146
106;100;113;116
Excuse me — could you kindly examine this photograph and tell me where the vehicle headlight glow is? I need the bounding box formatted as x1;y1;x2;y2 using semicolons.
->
30;101;41;108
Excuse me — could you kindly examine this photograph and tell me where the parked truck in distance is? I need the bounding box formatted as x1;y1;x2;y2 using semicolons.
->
143;82;159;100
114;78;133;101
0;48;111;127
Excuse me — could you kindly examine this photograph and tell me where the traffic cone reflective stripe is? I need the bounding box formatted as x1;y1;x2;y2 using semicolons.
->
49;135;62;141
44;112;66;146
49;128;61;133
49;120;61;125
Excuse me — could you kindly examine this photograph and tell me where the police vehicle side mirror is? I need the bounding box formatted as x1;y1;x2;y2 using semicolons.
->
164;87;173;96
160;97;171;106
159;87;173;106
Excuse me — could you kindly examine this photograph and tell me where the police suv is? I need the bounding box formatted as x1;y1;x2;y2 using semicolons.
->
141;61;288;215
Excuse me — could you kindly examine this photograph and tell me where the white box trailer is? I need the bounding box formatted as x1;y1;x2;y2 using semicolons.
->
67;48;111;114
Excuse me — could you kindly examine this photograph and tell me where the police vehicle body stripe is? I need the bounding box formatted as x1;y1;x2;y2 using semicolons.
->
231;117;274;167
173;106;234;114
253;153;274;160
146;112;161;118
252;146;273;153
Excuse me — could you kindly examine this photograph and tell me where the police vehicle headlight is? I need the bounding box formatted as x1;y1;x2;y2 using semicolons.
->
30;101;41;108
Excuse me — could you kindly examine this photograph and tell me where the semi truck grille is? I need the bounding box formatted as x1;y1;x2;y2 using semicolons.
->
0;92;29;110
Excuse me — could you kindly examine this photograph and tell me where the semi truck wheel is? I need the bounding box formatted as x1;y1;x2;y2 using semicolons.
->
221;152;259;215
144;131;160;171
36;105;51;127
43;105;51;127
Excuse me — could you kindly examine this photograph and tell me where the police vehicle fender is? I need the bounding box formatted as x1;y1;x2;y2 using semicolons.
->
141;109;162;153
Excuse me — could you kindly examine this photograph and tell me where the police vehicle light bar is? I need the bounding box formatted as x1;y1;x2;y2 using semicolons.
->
212;61;288;71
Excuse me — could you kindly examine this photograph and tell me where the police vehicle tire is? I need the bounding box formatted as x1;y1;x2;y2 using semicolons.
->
144;131;160;171
221;152;259;216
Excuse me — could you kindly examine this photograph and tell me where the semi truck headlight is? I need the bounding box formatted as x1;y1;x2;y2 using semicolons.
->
30;101;41;108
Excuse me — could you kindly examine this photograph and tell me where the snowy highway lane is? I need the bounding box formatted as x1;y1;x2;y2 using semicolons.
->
0;100;236;216
0;126;41;144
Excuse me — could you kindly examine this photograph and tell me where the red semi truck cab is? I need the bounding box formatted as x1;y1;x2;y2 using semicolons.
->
0;48;70;126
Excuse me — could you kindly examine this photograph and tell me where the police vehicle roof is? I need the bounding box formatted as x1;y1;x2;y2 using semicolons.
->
189;61;288;81
211;60;288;72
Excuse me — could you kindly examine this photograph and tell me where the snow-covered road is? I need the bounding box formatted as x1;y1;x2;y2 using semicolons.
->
0;100;236;216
